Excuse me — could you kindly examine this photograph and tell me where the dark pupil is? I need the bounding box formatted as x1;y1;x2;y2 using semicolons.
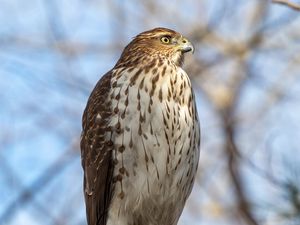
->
163;37;168;42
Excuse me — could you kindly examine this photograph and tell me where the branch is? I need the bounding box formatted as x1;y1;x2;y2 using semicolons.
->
273;0;300;11
223;116;260;225
0;147;78;224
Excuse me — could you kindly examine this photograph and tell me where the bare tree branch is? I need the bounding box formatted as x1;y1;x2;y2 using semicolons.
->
273;0;300;11
0;146;78;225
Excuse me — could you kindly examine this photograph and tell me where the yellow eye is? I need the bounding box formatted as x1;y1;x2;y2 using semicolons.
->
160;36;170;44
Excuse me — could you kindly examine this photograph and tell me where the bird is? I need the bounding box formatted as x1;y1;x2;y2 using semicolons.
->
80;27;200;225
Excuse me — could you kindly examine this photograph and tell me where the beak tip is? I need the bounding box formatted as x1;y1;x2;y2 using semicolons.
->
182;45;194;54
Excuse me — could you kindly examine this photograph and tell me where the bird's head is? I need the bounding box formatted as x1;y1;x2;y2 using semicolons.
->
118;27;194;67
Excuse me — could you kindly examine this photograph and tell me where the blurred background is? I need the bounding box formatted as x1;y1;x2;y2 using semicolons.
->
1;0;300;224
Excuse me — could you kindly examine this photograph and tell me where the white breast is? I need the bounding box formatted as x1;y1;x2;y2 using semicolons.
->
107;65;200;225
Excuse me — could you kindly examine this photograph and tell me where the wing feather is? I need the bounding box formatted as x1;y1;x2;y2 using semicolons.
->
81;71;114;225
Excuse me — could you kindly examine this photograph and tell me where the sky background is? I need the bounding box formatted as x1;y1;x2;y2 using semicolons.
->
1;0;300;225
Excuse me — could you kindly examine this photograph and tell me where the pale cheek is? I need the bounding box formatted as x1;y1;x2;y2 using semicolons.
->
171;52;183;66
171;52;180;61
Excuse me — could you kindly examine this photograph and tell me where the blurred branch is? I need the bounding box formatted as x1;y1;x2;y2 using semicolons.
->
0;154;62;224
42;0;66;41
219;4;269;225
0;145;78;225
273;0;300;11
223;117;259;225
0;37;118;56
221;60;260;225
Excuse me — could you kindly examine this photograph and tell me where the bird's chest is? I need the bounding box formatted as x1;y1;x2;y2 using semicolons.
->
108;66;199;210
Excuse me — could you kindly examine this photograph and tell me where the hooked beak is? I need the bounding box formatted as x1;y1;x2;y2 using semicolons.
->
178;37;194;54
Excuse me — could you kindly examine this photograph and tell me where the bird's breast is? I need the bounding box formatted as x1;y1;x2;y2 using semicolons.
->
107;65;200;217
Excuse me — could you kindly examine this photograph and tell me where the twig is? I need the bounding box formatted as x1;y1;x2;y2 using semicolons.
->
273;0;300;11
0;148;78;224
223;116;260;225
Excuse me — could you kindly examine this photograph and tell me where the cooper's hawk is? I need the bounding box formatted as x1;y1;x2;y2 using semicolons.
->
80;27;200;225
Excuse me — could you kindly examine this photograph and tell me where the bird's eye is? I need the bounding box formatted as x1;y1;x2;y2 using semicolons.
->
160;36;171;44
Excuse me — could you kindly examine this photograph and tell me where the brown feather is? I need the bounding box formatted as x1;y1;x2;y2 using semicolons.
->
81;71;114;225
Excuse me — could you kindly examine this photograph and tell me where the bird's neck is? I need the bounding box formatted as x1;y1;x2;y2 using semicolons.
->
111;57;192;107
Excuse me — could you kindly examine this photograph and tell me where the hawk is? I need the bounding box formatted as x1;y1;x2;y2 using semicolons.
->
80;27;200;225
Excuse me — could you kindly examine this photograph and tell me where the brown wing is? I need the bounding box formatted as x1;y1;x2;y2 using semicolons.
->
80;71;114;225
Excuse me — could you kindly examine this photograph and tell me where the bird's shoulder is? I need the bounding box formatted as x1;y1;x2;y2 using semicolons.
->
82;71;113;131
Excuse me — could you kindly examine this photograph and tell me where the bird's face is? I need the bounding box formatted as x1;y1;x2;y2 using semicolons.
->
143;28;194;54
123;28;194;67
